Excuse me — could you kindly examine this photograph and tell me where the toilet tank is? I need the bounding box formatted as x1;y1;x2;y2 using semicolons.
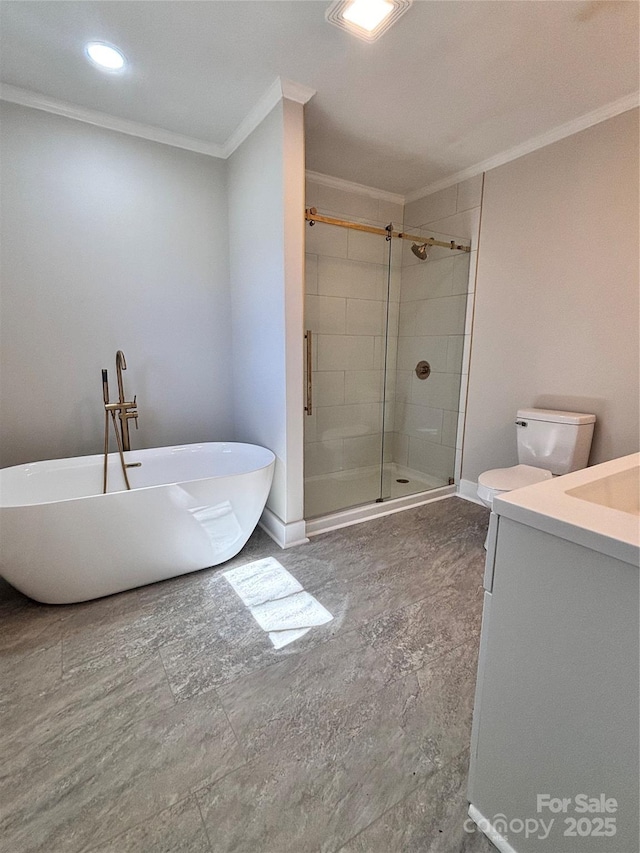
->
516;408;596;474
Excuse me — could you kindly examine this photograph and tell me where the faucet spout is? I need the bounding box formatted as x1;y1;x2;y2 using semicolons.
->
115;350;127;403
111;350;137;451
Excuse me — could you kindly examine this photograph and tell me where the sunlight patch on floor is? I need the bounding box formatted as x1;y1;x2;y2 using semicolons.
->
223;558;333;648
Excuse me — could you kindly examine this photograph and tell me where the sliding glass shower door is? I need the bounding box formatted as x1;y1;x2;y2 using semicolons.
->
303;217;392;517
304;213;471;519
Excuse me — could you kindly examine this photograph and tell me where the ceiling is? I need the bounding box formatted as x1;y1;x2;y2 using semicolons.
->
1;1;638;195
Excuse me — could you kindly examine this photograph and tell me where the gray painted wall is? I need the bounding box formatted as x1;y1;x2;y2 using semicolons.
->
463;108;639;483
227;100;306;526
0;102;233;468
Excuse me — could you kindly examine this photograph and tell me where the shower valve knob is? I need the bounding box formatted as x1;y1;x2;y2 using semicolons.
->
415;360;431;380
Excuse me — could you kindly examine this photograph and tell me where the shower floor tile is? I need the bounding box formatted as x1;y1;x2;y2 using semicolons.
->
0;497;495;853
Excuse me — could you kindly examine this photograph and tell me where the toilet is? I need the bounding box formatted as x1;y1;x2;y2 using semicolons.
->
477;408;596;510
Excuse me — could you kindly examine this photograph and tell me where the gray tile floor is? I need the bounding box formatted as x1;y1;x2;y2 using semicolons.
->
1;496;496;853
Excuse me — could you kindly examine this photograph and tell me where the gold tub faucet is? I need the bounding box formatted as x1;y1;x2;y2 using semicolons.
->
111;349;138;452
102;350;140;493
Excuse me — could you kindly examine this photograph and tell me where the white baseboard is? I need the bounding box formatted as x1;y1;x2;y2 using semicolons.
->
259;507;309;549
305;486;455;537
467;804;518;853
458;478;484;505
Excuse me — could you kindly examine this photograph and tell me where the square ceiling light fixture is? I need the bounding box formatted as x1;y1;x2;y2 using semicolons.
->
326;0;412;42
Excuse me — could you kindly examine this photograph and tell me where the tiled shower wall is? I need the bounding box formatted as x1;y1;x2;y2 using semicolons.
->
304;178;403;480
398;174;483;481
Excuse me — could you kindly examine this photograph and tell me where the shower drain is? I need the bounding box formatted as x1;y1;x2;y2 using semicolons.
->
396;478;410;483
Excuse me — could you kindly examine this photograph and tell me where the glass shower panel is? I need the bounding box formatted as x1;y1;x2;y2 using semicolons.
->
385;228;471;497
303;220;391;519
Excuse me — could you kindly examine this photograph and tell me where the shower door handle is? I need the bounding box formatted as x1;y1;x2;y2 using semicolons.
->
305;330;313;415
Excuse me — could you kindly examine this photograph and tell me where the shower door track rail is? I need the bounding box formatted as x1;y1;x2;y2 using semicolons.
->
305;208;471;253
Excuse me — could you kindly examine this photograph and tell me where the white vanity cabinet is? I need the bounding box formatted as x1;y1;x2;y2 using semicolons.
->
467;455;640;853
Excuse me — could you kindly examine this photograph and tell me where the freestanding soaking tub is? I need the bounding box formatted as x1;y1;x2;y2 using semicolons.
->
0;442;275;604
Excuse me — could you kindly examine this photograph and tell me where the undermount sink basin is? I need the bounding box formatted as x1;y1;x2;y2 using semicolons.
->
567;465;640;516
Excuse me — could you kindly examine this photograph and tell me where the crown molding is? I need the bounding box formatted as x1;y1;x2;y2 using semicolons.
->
280;78;316;106
1;80;634;197
405;90;640;203
0;83;227;157
222;77;316;158
305;170;404;205
0;76;316;161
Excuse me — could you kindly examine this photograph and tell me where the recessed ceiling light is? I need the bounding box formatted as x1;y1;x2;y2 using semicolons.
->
326;0;412;42
85;42;126;71
343;0;393;32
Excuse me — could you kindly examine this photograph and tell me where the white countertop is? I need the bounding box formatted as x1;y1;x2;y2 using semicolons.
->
493;453;640;566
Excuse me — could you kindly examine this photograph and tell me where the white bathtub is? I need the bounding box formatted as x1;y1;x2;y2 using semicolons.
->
0;442;275;604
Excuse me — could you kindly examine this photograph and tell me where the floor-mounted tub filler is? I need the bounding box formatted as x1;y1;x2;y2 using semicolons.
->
0;442;275;604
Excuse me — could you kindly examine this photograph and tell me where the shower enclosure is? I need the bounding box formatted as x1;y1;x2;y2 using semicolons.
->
304;205;471;521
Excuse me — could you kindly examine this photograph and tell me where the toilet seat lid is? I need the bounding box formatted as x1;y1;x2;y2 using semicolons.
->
478;464;552;491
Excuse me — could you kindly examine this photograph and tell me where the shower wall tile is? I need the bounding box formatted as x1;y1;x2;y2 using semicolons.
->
317;256;387;301
389;268;402;302
414;294;467;336
446;336;465;374
397;336;448;373
317;334;374;371
383;431;394;463
383;401;396;433
400;257;456;302
398;263;429;302
424;257;456;299
404;186;457;229
408;438;455;481
305;439;344;477
373;335;385;370
316;184;380;222
306;295;347;335
314;371;345;407
391;176;481;480
394;370;413;405
346;298;386;336
411;372;461;412
305;254;318;294
422;208;481;249
403;258;456;302
383;367;397;400
455;174;483;213
347;229;388;265
394;404;443;444
398;301;416;338
387;300;399;338
344;370;384;404
306;222;349;258
343;433;382;469
442;410;459;449
316;403;382;441
393;431;409;467
452;253;472;294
